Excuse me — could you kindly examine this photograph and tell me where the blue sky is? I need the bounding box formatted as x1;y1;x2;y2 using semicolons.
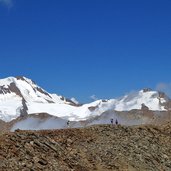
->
0;0;171;102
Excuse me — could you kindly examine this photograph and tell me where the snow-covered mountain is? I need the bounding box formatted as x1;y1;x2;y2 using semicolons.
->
0;76;78;121
0;76;170;122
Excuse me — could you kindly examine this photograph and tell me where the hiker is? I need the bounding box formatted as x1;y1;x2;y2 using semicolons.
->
115;119;118;125
67;120;70;127
110;118;114;125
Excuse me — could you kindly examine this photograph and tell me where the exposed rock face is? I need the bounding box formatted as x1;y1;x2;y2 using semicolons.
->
0;124;171;171
88;106;98;111
0;120;7;132
141;103;149;110
20;99;28;117
6;82;28;116
143;88;152;92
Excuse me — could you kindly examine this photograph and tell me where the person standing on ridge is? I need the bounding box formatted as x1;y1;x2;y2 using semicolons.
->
110;118;114;125
115;119;118;125
67;120;70;128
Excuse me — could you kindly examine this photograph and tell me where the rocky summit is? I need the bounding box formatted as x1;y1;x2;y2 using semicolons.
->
0;123;171;171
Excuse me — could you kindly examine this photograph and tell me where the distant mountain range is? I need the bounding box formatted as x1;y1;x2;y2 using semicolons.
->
0;76;171;131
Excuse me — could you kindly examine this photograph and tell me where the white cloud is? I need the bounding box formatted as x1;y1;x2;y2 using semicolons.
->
0;0;13;8
71;97;79;105
90;94;98;101
156;82;171;98
11;117;68;131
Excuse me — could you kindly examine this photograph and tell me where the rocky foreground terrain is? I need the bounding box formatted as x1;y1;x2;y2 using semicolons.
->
0;123;171;171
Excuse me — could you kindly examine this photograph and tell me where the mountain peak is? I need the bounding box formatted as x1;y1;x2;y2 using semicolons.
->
142;88;152;93
0;76;79;121
0;76;34;87
15;76;26;80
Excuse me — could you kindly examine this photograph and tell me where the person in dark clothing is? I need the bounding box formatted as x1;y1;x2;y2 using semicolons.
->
110;118;114;125
115;119;118;125
67;120;70;127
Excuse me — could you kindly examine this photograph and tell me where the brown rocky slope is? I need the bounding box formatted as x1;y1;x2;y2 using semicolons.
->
0;123;171;171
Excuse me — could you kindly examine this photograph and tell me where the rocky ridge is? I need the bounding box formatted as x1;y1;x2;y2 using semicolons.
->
0;123;171;171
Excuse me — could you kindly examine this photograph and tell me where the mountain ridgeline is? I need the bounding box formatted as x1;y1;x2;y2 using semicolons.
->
0;76;171;131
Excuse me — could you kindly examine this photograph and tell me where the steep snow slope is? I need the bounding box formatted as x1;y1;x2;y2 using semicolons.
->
0;76;170;122
0;93;22;121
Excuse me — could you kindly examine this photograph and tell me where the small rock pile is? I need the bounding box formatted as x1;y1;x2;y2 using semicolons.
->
0;124;171;171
